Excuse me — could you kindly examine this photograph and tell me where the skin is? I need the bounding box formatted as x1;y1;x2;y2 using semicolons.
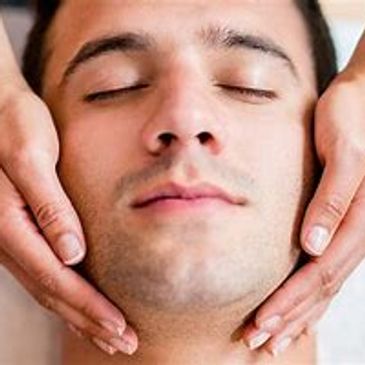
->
0;13;133;353
243;30;365;353
41;1;317;363
0;1;365;359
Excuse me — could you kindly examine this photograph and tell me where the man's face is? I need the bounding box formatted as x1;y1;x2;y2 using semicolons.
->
44;0;317;313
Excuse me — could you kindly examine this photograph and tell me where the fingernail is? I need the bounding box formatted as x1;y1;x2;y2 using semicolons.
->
258;315;282;331
306;225;329;255
109;337;136;355
57;233;84;265
67;323;83;338
92;338;117;355
272;337;292;357
99;319;125;338
249;331;271;350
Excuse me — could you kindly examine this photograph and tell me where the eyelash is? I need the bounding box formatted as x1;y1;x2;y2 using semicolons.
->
84;84;277;102
217;84;277;100
84;84;149;102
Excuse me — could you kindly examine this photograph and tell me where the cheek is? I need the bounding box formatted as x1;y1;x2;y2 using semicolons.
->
260;122;314;249
229;110;314;220
230;109;312;171
57;115;141;212
227;113;315;275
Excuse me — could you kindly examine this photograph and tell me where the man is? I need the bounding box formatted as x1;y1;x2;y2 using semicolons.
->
20;0;337;364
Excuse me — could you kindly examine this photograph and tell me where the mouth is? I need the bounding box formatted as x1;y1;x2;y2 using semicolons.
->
131;182;247;209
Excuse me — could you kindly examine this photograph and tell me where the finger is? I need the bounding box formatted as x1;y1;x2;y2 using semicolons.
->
57;304;137;355
0;168;139;347
0;214;136;343
242;281;327;348
0;249;137;355
309;190;365;290
66;323;118;356
279;291;329;328
89;326;138;356
67;324;116;356
266;301;329;357
242;263;322;349
251;193;365;337
1;158;86;265
242;320;269;350
0;249;112;339
253;262;323;331
300;150;365;256
251;261;341;334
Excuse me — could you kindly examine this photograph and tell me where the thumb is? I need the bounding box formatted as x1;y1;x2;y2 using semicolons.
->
301;151;365;256
3;155;86;265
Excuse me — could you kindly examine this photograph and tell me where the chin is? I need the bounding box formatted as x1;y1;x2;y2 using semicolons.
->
82;215;299;315
85;248;278;316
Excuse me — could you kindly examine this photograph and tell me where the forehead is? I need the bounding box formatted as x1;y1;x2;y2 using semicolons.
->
45;0;313;91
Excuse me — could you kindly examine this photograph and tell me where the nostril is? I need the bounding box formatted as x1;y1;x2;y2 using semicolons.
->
198;131;213;144
158;132;176;147
158;132;212;145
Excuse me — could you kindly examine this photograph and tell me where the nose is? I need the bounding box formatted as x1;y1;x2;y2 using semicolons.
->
141;76;227;156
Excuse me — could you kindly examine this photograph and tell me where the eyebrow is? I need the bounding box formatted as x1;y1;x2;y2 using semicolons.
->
60;26;298;87
199;25;298;77
61;32;154;86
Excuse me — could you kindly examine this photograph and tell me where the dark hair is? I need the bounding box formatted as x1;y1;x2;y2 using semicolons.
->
294;0;338;93
22;0;338;95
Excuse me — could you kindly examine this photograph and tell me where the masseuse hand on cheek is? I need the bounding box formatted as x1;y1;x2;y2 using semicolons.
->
0;16;137;356
242;30;365;356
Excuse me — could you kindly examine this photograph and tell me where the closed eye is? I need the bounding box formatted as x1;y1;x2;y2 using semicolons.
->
84;83;277;103
84;84;149;102
217;84;277;101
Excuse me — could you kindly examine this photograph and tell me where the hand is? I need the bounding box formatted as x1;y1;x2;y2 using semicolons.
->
241;71;365;355
0;87;138;356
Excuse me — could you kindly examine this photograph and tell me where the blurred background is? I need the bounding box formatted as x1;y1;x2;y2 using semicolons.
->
0;1;365;364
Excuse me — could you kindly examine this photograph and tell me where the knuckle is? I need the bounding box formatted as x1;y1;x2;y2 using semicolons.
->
37;272;58;294
279;276;310;310
281;285;307;310
314;262;341;298
7;146;54;180
319;195;347;222
35;264;66;294
35;200;71;230
34;291;56;311
290;292;307;310
10;147;40;170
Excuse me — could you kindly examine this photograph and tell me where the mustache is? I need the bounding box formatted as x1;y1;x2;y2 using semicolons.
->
115;153;256;201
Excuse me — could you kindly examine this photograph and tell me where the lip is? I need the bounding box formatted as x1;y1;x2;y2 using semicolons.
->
131;182;246;209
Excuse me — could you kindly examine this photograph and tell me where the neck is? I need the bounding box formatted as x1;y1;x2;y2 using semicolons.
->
62;299;316;365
